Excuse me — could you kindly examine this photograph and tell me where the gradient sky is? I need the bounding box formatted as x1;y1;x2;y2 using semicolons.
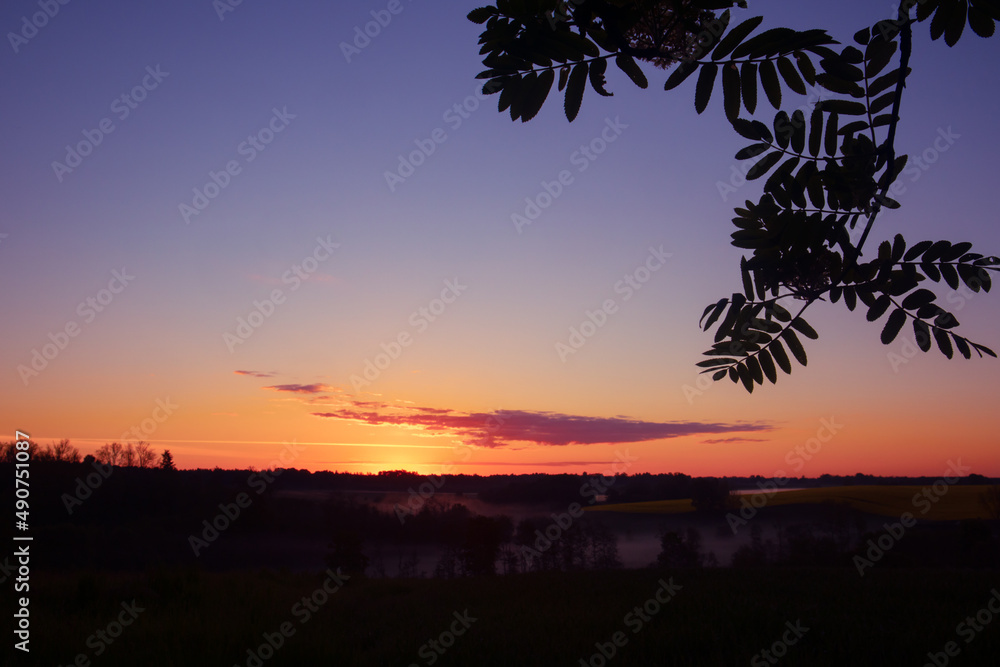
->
1;0;998;477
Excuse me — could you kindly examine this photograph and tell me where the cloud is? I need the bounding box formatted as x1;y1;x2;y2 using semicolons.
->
266;383;333;394
311;403;771;448
235;370;274;378
701;436;768;444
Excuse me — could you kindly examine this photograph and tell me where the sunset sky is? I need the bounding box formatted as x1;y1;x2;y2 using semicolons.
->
1;0;998;477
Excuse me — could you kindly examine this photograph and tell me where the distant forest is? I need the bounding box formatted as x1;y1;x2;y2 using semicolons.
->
3;440;998;578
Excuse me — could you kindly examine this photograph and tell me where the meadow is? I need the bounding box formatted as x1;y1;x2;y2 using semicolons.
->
9;566;999;666
588;484;998;521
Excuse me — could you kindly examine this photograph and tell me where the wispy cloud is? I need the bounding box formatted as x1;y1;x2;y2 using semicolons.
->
235;369;274;378
311;402;771;449
701;436;768;444
266;383;333;394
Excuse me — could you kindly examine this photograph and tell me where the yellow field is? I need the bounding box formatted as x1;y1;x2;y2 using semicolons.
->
585;485;999;521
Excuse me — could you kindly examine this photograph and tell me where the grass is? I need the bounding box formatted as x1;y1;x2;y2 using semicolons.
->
7;566;999;666
586;485;997;520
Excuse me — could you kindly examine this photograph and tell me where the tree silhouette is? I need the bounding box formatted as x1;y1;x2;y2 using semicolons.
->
159;449;177;471
467;0;1000;391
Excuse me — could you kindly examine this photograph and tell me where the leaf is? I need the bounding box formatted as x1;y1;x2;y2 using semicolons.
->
695;64;718;114
869;91;896;114
867;294;892;321
731;118;763;141
941;263;960;289
914;320;932;352
773;110;791;149
746;151;782;180
735;143;770;160
722;64;741;122
564;63;588;122
881;308;907;344
520;69;554;122
616;54;648;89
589;58;612;97
777;56;806;94
868;67;907;97
713;369;728;381
790;317;818;340
824;111;839;156
789;110;806;154
973;342;998;358
969;6;997;37
864;38;898;78
747;356;764;385
944;0;968;46
795;51;817;86
781;329;808;366
934;327;954;359
771;302;792;322
467;7;497;24
891;233;906;263
759;60;782;109
715;293;747;342
902;288;936;311
940;241;973;262
954;335;972;359
664;60;699;91
741;257;754;299
819;99;867;115
758;349;778;383
808;107;823;157
701;298;729;329
736;362;755;393
741;62;758;114
770;339;793;374
903;240;933;262
697;358;738;367
712;16;765;60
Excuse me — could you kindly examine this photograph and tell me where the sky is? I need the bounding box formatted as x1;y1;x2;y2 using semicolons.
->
1;0;998;477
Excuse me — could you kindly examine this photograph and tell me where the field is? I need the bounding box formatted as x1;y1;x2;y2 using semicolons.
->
8;566;1000;666
587;485;998;521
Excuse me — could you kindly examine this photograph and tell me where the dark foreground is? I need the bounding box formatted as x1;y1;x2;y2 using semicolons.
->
7;567;1000;666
